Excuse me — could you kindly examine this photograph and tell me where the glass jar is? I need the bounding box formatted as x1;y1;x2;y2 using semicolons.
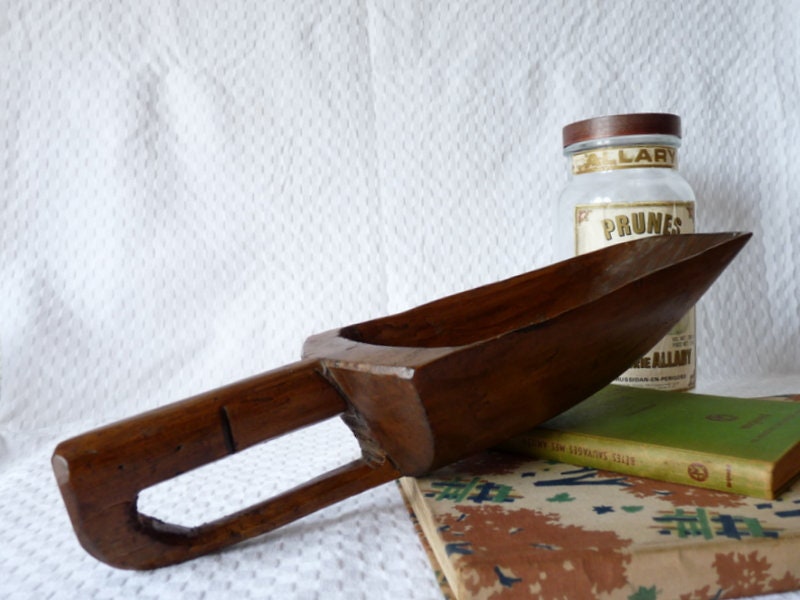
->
558;113;697;391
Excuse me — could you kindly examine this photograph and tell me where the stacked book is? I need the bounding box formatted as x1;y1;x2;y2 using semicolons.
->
401;386;800;599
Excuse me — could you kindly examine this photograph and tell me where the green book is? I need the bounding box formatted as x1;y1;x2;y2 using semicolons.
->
498;385;800;499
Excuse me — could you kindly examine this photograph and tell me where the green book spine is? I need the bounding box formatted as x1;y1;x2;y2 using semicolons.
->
500;428;772;498
498;385;800;500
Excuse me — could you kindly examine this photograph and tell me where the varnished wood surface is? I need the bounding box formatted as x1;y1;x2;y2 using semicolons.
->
53;232;751;569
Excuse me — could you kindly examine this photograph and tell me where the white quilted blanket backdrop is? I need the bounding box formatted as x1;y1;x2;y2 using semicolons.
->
2;1;799;598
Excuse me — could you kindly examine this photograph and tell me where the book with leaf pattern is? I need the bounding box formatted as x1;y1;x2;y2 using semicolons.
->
400;451;800;599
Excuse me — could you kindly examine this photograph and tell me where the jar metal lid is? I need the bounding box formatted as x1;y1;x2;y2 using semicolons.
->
562;113;681;148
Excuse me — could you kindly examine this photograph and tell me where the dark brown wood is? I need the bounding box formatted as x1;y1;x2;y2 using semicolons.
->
52;359;369;569
53;232;751;570
562;112;681;148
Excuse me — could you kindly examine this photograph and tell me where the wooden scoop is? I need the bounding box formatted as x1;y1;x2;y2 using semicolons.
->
52;232;750;569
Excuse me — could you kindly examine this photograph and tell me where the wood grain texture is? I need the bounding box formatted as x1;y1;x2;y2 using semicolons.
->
53;232;751;569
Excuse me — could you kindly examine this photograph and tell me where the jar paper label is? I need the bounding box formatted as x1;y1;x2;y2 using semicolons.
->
575;201;697;390
571;145;678;175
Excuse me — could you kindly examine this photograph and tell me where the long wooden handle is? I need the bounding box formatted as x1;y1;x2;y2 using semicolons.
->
52;358;399;570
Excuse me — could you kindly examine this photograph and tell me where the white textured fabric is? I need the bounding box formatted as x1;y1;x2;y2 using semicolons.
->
2;1;799;598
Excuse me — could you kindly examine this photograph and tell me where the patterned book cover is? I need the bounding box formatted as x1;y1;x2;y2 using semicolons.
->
400;451;800;600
